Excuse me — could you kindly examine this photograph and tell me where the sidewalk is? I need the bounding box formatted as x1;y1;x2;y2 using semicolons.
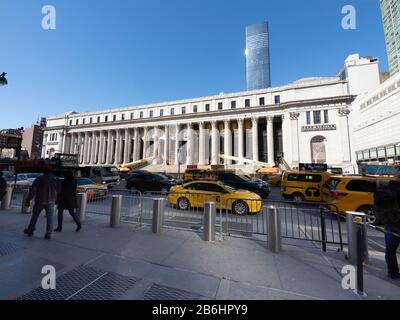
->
0;208;399;300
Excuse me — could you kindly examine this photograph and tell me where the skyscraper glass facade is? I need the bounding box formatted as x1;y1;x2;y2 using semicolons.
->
381;0;400;75
246;22;271;91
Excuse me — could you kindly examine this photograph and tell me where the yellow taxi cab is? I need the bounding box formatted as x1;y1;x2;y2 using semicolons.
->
76;178;108;201
282;171;332;202
168;180;262;215
266;174;282;187
321;175;394;224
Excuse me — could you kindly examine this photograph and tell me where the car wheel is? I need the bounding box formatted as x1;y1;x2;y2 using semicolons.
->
177;197;190;211
232;200;249;216
357;205;378;225
291;193;304;203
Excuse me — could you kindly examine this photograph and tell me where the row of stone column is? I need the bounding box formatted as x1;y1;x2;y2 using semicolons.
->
65;116;276;166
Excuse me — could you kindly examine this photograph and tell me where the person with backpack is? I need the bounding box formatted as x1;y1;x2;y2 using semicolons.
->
374;177;400;279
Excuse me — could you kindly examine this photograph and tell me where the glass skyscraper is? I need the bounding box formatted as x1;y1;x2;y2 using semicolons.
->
246;22;271;91
380;0;400;75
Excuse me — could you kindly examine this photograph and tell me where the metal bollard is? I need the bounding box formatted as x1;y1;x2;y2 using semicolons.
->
203;202;216;242
152;198;165;234
267;206;282;253
77;193;88;223
21;190;33;214
346;212;369;264
110;195;122;228
1;186;14;211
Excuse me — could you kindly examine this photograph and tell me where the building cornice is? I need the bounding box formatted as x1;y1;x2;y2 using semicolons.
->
47;79;348;120
43;95;355;132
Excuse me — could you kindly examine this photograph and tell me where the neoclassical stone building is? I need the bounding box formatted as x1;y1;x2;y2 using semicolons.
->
42;75;359;173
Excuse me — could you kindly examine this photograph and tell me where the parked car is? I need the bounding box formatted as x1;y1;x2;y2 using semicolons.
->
77;178;108;201
126;172;179;193
168;180;262;215
321;175;394;224
5;173;42;191
282;171;332;203
215;171;271;199
265;173;283;187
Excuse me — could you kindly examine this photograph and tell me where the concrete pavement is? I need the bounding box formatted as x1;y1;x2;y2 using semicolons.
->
0;207;399;300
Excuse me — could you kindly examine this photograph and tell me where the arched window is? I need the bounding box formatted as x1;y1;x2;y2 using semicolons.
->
311;136;327;164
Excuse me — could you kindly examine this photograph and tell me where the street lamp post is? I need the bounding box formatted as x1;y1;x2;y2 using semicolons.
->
0;72;8;86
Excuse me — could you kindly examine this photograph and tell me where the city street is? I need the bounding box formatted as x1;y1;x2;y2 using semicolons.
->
9;184;388;260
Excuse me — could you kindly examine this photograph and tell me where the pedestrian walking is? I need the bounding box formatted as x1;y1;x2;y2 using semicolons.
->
24;166;60;240
374;175;400;279
0;172;7;203
54;171;82;232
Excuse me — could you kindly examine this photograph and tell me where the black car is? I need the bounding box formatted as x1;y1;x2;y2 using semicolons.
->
126;171;178;193
216;172;271;199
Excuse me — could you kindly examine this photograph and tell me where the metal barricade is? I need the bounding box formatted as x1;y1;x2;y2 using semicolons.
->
142;192;223;237
10;187;24;209
84;188;113;216
222;198;265;240
221;199;346;250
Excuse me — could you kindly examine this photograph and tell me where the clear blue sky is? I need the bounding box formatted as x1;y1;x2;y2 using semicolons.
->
0;0;387;129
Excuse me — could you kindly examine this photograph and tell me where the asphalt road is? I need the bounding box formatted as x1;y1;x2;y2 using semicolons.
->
10;182;386;254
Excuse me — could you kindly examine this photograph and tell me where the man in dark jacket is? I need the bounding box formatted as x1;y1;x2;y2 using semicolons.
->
54;171;81;232
374;176;400;279
0;172;7;203
24;166;60;240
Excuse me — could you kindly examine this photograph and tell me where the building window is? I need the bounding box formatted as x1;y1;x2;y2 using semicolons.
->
218;102;223;110
193;105;198;113
274;95;281;104
306;112;311;125
171;108;175;116
231;101;236;109
130;113;134;120
121;114;125;121
245;99;250;108
160;109;164;117
69;120;73;126
97;117;100;123
150;111;154;118
82;119;86;125
113;115;117;121
182;106;186;114
205;104;210;112
313;111;321;124
259;97;265;106
324;110;329;124
140;112;144;119
89;118;92;124
105;116;108;122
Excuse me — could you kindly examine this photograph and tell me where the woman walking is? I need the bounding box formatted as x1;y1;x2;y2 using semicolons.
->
54;171;82;232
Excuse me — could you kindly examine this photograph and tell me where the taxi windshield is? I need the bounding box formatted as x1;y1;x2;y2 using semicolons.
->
223;184;237;193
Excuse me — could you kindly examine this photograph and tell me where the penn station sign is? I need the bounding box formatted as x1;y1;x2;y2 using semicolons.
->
301;124;337;132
